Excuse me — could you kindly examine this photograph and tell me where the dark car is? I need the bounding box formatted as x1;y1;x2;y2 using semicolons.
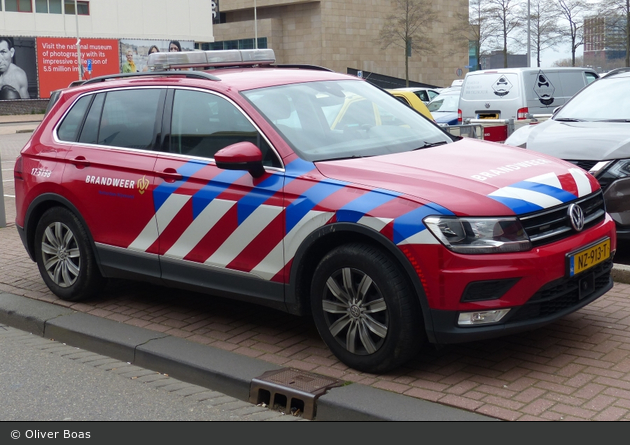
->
505;68;630;239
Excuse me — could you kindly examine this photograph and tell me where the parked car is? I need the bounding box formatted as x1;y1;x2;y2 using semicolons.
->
458;67;599;123
427;89;460;125
392;87;440;104
14;49;616;373
386;89;434;120
505;68;630;239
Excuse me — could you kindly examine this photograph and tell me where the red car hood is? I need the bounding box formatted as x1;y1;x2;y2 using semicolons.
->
314;139;600;216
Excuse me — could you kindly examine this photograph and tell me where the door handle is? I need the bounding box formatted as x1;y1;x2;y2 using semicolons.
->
70;156;90;169
160;167;183;182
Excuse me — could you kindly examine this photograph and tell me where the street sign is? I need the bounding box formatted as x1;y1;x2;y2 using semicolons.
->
87;59;92;74
357;70;363;78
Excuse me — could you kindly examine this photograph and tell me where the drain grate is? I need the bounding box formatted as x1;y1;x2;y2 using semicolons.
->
249;368;343;420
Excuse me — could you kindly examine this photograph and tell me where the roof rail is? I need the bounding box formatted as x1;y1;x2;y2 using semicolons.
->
602;67;630;78
82;70;221;85
148;48;276;71
272;64;333;72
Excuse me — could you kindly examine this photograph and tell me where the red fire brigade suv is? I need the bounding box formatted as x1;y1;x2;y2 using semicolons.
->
14;49;616;373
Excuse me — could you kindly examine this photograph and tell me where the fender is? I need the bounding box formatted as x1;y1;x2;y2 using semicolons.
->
23;193;101;269
286;222;436;341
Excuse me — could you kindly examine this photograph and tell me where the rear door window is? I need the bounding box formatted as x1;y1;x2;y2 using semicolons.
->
97;89;163;150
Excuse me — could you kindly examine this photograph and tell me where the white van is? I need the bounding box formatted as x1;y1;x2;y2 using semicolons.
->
458;67;599;122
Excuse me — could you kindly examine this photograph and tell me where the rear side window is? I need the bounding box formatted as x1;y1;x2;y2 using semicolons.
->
57;95;91;142
78;93;105;144
97;89;162;149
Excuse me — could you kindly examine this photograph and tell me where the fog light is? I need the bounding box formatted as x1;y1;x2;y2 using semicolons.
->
458;309;511;326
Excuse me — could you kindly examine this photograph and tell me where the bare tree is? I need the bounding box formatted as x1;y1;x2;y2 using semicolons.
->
485;0;523;67
377;0;439;86
523;0;564;67
557;0;587;66
552;55;584;66
449;0;496;70
596;0;630;67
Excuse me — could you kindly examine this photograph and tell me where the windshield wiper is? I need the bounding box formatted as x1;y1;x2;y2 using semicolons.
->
593;119;630;123
554;117;584;122
416;141;448;150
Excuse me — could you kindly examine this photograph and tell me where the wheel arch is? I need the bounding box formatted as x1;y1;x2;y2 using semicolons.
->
23;193;102;272
287;222;435;338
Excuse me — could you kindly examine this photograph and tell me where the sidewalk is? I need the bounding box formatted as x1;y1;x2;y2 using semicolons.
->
3;116;630;421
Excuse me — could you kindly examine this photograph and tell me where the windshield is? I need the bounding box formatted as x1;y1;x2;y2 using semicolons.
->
242;80;450;162
428;94;459;113
555;76;630;121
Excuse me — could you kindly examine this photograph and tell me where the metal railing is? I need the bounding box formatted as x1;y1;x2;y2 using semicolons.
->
0;151;6;228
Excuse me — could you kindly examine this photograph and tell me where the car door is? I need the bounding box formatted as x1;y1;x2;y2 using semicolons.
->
59;88;165;278
151;88;287;305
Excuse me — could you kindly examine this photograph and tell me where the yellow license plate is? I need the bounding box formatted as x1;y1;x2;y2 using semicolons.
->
568;238;611;277
477;114;499;119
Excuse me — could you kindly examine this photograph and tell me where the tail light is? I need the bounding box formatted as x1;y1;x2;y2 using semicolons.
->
517;107;529;120
14;155;23;181
458;109;462;124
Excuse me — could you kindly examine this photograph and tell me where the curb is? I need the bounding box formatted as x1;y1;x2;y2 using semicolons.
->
0;292;495;422
612;263;630;285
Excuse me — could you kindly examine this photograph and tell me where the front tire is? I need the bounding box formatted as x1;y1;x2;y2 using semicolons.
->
34;207;105;301
310;243;424;373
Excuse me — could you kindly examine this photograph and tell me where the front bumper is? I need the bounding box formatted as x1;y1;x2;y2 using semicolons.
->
408;213;617;344
430;258;613;344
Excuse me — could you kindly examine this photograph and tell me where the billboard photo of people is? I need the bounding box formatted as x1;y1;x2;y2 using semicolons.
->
119;39;195;73
0;36;37;100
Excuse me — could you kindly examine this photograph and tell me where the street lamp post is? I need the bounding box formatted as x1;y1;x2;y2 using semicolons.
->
75;0;82;80
527;0;531;67
254;0;258;49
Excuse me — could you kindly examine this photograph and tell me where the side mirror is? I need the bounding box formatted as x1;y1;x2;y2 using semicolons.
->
214;141;265;178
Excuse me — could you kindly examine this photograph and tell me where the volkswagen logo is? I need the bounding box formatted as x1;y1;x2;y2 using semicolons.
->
485;103;490;109
568;203;585;232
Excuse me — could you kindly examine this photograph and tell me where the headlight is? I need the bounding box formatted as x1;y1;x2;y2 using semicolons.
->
591;159;630;179
589;159;630;191
424;216;532;254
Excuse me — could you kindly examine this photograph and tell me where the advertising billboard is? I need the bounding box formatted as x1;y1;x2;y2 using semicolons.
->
37;37;119;98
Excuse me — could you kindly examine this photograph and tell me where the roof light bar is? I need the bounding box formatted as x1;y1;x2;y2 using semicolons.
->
148;49;276;71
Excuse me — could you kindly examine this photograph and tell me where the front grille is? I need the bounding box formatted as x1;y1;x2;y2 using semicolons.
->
567;159;598;172
508;258;613;323
519;191;606;247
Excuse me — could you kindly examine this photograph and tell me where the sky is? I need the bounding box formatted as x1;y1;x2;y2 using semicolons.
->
538;43;582;67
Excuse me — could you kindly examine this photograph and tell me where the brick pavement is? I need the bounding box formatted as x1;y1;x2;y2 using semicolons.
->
4;128;630;421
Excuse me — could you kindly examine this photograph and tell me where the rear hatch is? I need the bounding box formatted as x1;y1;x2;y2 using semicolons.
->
459;71;522;120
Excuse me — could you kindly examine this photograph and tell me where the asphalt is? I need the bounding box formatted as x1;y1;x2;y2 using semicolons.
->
4;114;630;421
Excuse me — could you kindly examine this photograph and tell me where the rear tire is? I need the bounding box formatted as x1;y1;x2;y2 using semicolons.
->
310;243;424;373
34;207;105;302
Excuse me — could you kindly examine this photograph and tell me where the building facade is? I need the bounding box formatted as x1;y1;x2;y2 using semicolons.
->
584;15;627;71
210;0;469;88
